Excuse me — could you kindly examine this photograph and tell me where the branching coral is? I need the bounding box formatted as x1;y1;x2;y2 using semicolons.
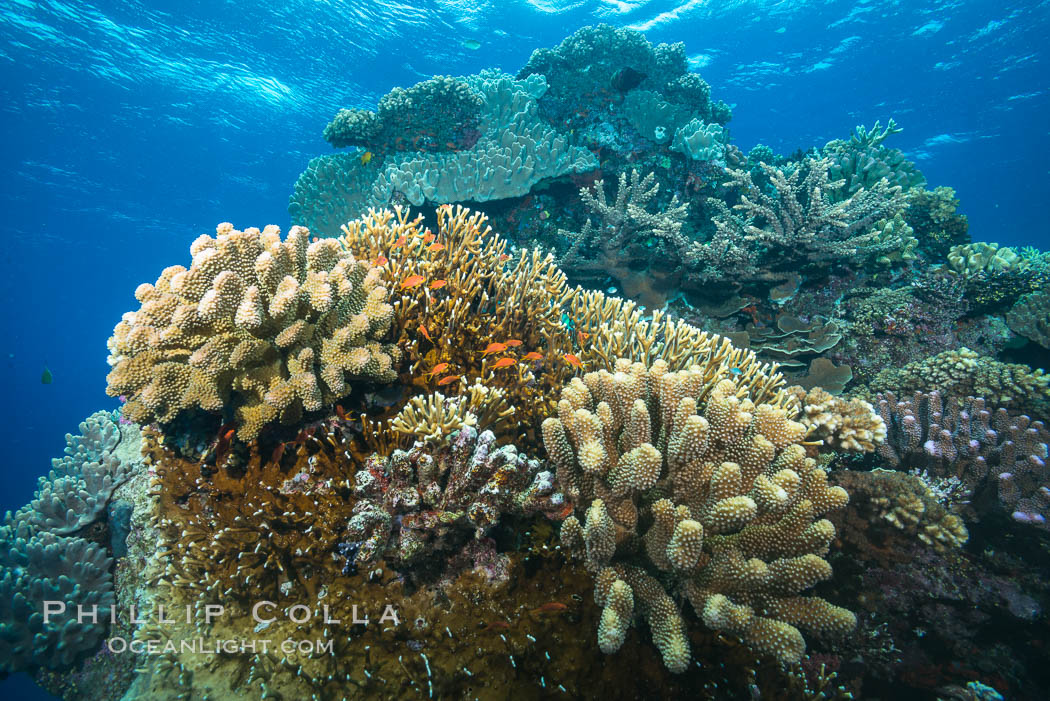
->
348;425;567;569
693;158;907;283
389;380;515;445
875;390;1050;528
904;186;969;259
106;222;399;441
870;348;1050;419
945;242;1050;312
545;358;859;670
559;170;690;305
791;387;886;453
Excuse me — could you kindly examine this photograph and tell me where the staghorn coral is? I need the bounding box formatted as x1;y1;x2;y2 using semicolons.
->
870;348;1050;420
0;526;115;674
546;358;858;671
106;222;399;442
11;410;133;534
875;390;1050;528
559;170;690;306
348;425;567;570
694;157;907;284
1007;288;1050;350
831;469;969;551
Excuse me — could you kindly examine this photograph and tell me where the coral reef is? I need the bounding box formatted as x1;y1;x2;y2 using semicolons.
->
558;169;691;306
904;186;969;259
106;222;399;441
545;358;861;670
820;120;925;201
874;390;1050;527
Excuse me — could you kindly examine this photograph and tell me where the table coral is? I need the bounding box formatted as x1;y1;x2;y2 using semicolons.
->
106;222;400;441
545;358;862;671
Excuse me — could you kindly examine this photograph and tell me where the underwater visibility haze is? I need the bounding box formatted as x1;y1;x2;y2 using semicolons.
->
1;1;1049;699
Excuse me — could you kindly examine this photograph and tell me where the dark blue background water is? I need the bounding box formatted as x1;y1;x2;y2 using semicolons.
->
2;1;1047;696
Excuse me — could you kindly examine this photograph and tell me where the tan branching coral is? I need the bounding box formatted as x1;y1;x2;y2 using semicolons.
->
791;387;887;453
546;358;856;671
390;381;515;445
340;205;791;445
106;223;399;441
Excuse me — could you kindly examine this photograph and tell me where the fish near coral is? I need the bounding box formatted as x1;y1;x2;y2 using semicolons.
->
505;339;523;347
374;255;388;266
481;342;508;356
490;357;517;370
422;231;436;245
424;363;449;380
418;323;433;343
437;375;460;386
428;242;445;253
392;235;408;249
522;352;543;362
429;279;447;290
563;353;583;370
401;274;425;290
360;151;373;165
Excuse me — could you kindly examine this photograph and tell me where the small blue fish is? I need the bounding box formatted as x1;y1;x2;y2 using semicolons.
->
729;367;742;376
560;312;575;332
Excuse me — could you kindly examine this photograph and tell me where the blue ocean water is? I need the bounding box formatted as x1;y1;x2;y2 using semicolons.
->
1;1;1047;698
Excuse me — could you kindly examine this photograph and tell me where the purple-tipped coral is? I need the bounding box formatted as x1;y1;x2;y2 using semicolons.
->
347;425;567;570
876;390;1049;528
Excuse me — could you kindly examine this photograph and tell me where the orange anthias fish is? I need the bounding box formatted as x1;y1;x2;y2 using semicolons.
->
401;274;425;290
437;374;461;386
490;357;516;369
483;620;511;632
335;404;348;420
564;353;583;369
392;235;408;249
530;602;568;615
498;253;511;262
522;351;543;361
481;342;508;356
577;330;590;343
422;231;436;244
373;254;388;266
418;323;433;342
429;279;447;290
428;242;445;253
505;339;523;347
424;363;449;379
